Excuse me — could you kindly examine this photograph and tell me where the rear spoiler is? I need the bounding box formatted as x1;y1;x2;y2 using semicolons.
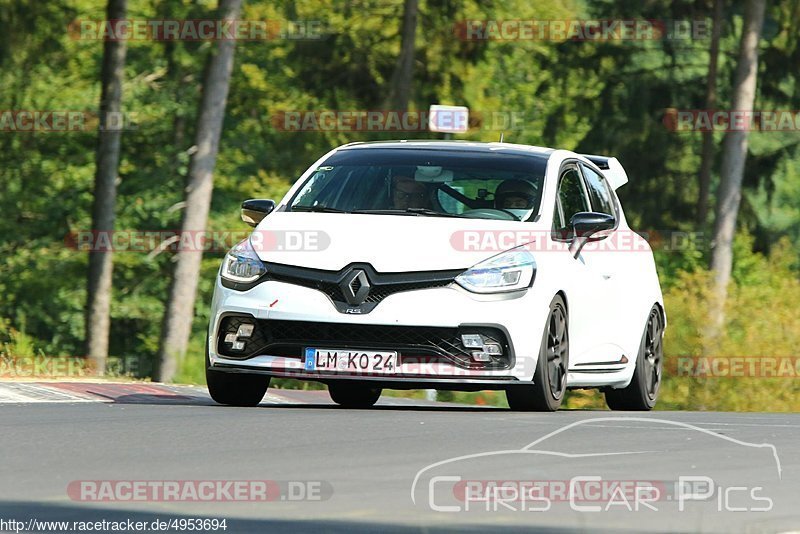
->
581;154;629;190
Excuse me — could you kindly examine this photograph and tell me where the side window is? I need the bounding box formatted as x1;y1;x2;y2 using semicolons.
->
580;163;616;219
554;167;590;234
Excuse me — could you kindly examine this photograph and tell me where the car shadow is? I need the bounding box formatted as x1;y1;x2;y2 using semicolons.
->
96;388;601;412
256;403;503;412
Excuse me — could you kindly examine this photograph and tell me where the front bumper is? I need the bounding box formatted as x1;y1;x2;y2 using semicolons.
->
207;276;550;384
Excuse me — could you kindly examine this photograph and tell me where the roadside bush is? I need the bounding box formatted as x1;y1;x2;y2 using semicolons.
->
658;236;800;411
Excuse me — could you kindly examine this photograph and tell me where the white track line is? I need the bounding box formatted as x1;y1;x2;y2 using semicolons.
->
0;383;99;404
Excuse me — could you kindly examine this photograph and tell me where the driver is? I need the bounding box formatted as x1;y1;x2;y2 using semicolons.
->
494;179;538;210
391;175;431;209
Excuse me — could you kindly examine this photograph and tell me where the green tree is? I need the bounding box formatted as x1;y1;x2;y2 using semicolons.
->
86;0;128;374
709;0;766;337
156;0;243;382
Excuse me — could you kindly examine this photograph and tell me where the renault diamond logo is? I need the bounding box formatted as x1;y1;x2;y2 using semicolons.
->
341;269;370;305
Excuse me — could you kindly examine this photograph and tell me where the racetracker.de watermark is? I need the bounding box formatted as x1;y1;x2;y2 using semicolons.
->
663;109;800;132
0;355;152;378
65;229;330;253
454;19;709;41
271;110;524;132
68;480;332;502
449;230;704;253
69;19;326;41
454;478;667;506
0;111;137;132
670;356;800;378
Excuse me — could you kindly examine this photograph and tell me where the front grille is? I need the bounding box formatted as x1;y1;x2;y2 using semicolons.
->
362;281;453;303
276;278;454;304
264;262;463;314
216;315;513;370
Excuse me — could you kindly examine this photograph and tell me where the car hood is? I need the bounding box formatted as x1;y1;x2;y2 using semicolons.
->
250;212;544;272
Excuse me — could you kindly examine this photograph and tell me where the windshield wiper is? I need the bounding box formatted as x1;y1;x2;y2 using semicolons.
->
292;205;349;213
404;208;464;218
353;208;463;218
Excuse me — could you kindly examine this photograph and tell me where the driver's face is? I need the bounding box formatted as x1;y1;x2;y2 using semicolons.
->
392;177;428;209
500;195;531;209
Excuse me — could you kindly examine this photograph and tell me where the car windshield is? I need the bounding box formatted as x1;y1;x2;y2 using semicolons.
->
289;148;547;221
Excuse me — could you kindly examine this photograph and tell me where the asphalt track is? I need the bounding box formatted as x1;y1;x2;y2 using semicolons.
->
1;381;798;533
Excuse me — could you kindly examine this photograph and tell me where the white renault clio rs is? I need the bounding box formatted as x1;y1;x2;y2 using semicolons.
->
206;141;665;411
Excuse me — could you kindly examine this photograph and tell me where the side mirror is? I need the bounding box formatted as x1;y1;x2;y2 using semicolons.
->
241;199;275;227
568;212;615;258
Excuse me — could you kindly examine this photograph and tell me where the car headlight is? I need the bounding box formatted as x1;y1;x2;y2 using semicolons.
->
455;246;536;293
221;238;267;283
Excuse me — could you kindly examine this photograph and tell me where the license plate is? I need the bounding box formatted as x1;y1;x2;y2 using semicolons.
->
304;348;398;374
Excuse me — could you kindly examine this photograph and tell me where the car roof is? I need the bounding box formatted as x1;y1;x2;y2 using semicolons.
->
337;140;555;158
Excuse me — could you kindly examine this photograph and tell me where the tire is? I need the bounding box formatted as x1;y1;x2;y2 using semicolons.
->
205;344;269;407
605;306;664;411
328;382;381;408
507;295;569;412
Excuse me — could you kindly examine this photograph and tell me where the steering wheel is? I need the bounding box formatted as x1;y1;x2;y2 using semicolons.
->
460;208;520;221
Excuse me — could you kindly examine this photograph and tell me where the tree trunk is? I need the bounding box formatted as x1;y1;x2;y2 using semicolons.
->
708;0;766;334
695;0;724;226
155;0;242;382
384;0;418;110
85;0;127;375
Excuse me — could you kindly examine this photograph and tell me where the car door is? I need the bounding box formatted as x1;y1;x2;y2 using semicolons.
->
550;163;617;366
576;162;627;361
